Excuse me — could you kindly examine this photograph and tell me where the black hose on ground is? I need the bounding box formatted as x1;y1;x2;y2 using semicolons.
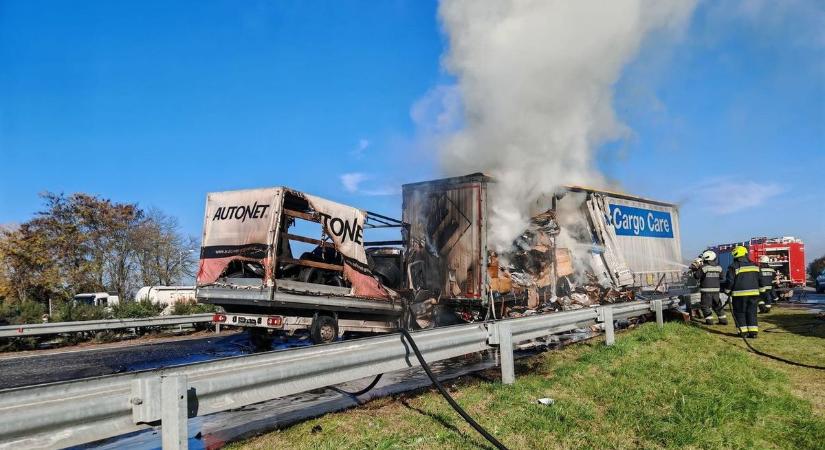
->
399;328;509;450
725;301;825;371
333;373;384;397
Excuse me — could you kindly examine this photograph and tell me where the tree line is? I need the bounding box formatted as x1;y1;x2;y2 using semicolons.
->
0;193;197;315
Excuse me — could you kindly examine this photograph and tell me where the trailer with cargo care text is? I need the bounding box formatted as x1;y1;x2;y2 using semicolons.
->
401;174;685;325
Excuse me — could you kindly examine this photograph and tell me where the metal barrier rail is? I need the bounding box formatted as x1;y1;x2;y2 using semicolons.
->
0;297;683;450
0;314;215;338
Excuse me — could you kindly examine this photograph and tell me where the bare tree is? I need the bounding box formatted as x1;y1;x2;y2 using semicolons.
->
134;209;198;287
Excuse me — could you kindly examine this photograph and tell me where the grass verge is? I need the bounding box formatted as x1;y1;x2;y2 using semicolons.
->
231;307;825;450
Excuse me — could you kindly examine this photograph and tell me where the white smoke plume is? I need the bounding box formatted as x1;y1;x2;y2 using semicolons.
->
437;0;697;252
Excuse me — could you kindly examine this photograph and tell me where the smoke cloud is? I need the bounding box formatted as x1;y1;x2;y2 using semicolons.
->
436;0;696;251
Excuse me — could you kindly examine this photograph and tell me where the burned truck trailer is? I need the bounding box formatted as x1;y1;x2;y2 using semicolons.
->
195;187;407;347
197;175;683;347
402;174;684;321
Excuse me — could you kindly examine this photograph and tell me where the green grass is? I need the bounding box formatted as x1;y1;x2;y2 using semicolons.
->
232;308;825;450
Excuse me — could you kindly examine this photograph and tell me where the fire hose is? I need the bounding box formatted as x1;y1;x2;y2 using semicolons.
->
400;328;509;450
332;307;509;449
333;373;384;396
724;300;825;371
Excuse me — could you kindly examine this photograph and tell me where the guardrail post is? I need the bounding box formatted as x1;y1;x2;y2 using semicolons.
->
215;322;221;334
652;300;664;328
487;322;515;384
598;307;615;346
161;374;188;450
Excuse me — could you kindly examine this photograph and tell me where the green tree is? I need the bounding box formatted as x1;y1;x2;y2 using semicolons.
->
0;193;196;316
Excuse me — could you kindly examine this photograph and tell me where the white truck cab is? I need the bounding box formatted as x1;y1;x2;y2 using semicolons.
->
72;292;120;308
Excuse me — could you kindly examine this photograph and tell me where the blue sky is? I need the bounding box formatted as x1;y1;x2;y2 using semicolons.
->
1;1;823;261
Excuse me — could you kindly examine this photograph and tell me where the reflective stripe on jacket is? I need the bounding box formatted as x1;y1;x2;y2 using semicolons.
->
695;263;722;293
725;258;761;297
759;266;775;292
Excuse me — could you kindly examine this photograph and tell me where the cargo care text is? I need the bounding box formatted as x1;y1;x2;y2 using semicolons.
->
609;204;674;239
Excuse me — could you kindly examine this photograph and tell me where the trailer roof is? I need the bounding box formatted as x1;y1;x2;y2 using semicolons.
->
402;174;677;208
206;186;405;226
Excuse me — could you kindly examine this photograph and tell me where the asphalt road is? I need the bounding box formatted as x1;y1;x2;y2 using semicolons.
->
0;333;251;390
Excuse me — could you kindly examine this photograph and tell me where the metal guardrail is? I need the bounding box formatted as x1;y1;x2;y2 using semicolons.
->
0;297;684;450
0;314;215;338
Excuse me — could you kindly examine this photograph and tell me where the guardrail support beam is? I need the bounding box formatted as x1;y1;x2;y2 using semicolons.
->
488;323;515;384
161;375;188;450
599;307;615;346
653;299;664;328
499;326;515;385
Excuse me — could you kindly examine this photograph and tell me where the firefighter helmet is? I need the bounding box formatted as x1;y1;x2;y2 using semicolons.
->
701;250;717;262
759;255;770;264
732;246;748;258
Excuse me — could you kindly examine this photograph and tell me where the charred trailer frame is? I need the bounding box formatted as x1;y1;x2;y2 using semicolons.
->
401;174;684;320
195;187;408;345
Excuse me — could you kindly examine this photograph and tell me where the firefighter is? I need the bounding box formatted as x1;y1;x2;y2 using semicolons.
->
724;246;763;338
694;250;727;325
686;258;704;317
757;256;776;313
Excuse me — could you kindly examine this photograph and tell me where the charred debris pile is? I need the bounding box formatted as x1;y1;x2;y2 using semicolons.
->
487;210;635;318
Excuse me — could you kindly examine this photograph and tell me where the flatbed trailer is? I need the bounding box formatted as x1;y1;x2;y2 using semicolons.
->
196;187;407;348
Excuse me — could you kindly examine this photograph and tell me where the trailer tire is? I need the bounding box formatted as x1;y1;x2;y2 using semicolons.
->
249;328;273;352
310;315;338;345
372;259;402;289
299;267;344;287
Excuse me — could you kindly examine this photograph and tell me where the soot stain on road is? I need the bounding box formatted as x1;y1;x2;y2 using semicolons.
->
0;333;252;390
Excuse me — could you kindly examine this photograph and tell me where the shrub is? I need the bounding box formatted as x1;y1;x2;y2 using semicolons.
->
55;301;108;322
111;299;165;319
172;300;217;316
0;300;47;325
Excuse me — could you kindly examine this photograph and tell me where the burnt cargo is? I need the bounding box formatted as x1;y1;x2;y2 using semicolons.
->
402;174;683;314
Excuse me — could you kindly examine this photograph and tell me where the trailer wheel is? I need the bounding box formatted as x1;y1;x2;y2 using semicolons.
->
310;315;338;344
249;328;273;352
300;267;344;287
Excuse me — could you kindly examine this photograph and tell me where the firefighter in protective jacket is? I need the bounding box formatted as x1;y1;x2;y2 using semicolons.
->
724;246;764;338
757;256;775;314
693;250;727;325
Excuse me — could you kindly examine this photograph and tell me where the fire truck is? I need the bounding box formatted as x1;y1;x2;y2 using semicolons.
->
710;236;805;300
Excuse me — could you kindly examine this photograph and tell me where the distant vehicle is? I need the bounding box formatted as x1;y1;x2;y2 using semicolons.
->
710;236;806;300
816;270;825;294
134;286;196;306
72;292;120;307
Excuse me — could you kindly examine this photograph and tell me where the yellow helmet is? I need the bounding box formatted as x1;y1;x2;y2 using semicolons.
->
732;246;748;258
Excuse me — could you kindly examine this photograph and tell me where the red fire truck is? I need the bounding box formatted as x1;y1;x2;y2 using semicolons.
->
711;236;806;300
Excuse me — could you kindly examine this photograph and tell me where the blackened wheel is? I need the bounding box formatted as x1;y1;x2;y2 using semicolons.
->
249;328;273;352
300;267;344;287
310;315;338;344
